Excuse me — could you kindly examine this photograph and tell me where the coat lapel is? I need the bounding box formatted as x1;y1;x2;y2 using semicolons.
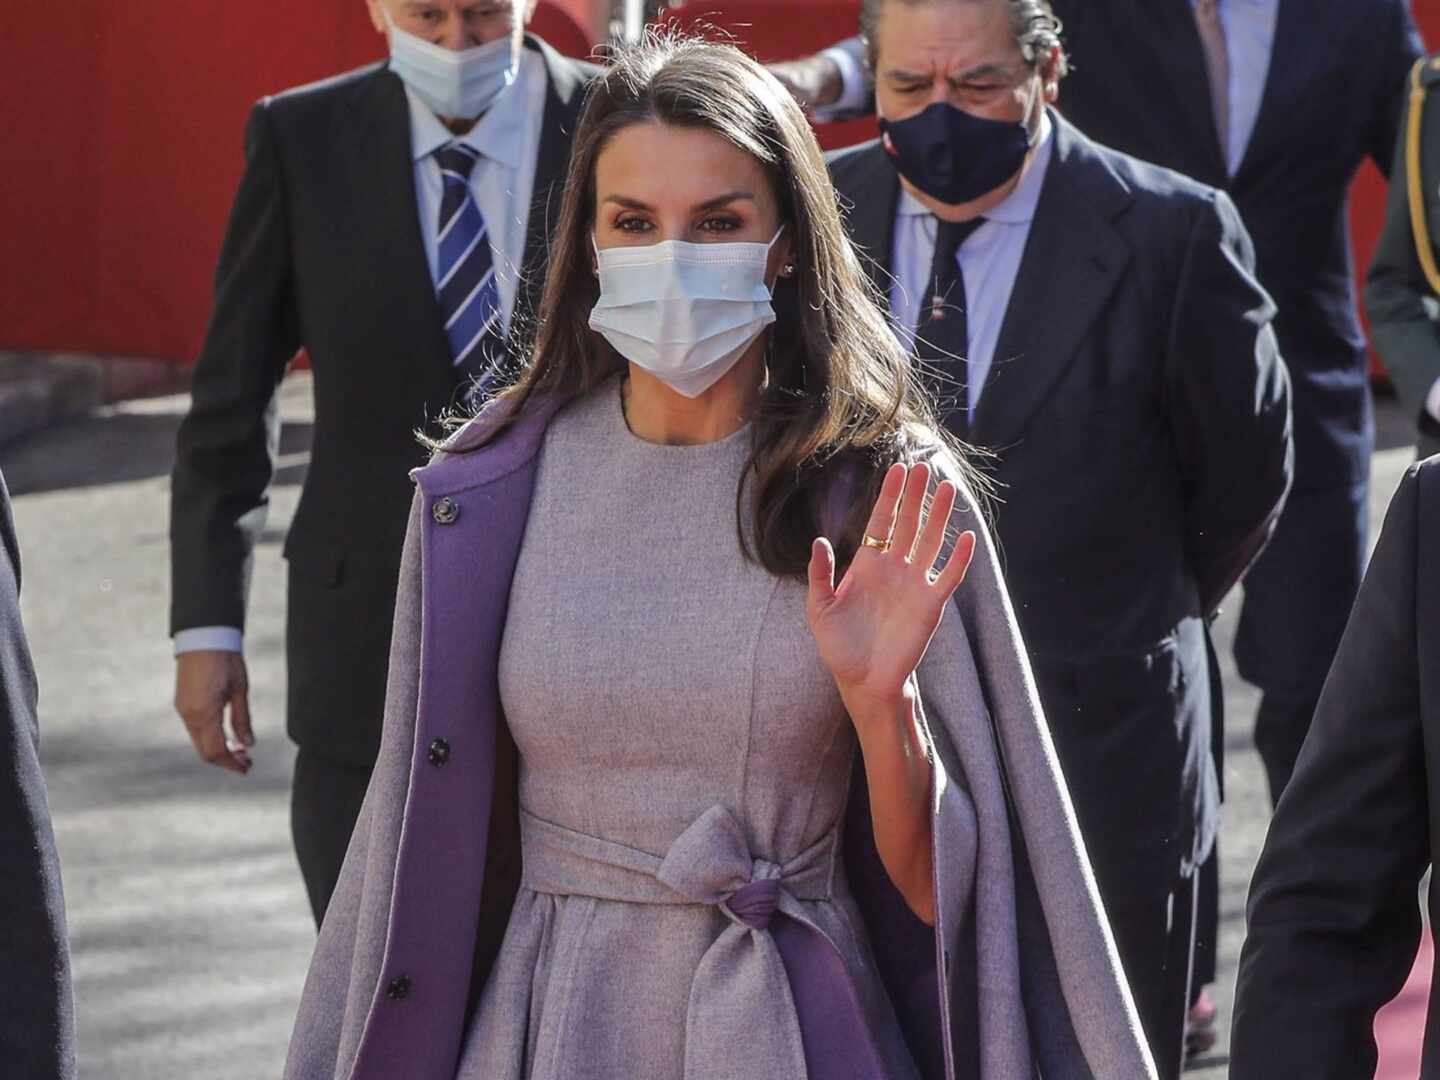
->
348;67;455;383
347;395;567;1078
971;118;1132;451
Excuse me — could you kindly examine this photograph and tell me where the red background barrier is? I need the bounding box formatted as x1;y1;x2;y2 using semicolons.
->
0;3;1433;368
0;1;594;364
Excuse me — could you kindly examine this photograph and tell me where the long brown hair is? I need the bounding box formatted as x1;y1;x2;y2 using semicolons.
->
480;31;973;576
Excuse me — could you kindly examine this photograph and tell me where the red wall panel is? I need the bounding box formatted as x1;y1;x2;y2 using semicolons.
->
0;1;595;364
0;2;104;353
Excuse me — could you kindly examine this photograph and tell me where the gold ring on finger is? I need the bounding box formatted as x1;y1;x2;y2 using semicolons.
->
861;533;892;553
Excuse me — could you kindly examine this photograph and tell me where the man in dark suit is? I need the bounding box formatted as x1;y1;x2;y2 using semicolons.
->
776;0;1422;809
1368;53;1440;463
1053;0;1422;808
774;0;1422;1046
170;0;594;924
1231;455;1440;1079
824;0;1292;1073
0;470;76;1078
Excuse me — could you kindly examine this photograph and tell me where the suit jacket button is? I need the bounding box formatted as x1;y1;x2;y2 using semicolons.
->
387;974;412;1000
432;496;459;525
428;738;451;767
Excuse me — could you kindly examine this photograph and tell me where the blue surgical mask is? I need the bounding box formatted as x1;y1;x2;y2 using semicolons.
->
879;97;1036;206
383;7;517;120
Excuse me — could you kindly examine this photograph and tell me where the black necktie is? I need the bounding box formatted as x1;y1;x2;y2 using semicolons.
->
914;216;986;425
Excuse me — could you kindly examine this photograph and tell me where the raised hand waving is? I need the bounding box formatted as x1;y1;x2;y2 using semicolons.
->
806;461;977;708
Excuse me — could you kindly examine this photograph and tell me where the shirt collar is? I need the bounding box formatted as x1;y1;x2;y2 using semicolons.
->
897;109;1054;225
403;49;534;169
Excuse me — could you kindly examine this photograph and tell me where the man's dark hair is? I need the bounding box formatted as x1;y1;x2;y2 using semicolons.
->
860;0;1067;77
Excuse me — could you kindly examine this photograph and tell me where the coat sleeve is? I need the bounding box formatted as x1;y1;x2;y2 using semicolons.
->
285;494;426;1080
1230;461;1433;1080
1365;83;1440;443
813;36;875;121
0;473;75;1078
1165;190;1293;614
1366;1;1425;177
169;99;300;636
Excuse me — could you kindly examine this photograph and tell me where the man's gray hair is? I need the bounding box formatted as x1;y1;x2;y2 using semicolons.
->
860;0;1068;77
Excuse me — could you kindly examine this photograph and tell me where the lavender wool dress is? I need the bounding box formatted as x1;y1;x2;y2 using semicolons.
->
454;379;921;1078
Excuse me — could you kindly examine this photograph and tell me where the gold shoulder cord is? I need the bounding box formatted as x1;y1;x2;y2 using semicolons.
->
1406;58;1440;296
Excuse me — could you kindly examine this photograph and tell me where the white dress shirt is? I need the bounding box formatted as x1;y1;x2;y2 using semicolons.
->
175;51;546;657
1188;0;1280;177
890;113;1054;418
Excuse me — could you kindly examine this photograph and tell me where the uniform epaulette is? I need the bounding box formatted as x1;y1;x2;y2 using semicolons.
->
1421;53;1440;89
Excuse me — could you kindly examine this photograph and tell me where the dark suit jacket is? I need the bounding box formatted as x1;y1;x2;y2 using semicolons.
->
1367;53;1440;461
829;115;1292;893
170;39;594;766
0;471;75;1078
1054;0;1423;491
1232;455;1440;1078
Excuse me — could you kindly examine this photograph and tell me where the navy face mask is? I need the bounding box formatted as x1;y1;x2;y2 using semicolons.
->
879;100;1034;206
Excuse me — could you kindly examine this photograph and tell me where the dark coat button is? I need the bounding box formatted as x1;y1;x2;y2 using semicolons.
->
428;738;451;767
432;496;459;525
386;974;412;1000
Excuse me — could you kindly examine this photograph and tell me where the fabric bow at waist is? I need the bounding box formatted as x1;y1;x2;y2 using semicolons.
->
519;805;890;1080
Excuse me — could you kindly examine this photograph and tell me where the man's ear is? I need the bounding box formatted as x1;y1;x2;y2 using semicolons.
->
1040;45;1063;103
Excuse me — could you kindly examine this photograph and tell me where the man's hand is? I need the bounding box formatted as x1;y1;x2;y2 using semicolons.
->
175;651;254;774
767;54;845;112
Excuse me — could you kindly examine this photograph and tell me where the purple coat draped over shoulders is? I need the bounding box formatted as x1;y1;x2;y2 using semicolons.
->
283;391;1157;1080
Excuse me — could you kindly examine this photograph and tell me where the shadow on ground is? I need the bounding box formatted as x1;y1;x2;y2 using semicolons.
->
1;399;312;497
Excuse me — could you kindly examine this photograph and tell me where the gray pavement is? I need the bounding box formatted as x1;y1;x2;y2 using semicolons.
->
0;373;1420;1078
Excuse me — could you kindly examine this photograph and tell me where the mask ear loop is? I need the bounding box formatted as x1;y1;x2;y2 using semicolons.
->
1021;76;1045;148
769;224;797;288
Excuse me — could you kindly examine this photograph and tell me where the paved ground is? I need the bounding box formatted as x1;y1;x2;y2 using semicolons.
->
0;372;1421;1078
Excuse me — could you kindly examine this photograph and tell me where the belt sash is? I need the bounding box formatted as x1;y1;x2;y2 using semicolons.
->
519;805;891;1080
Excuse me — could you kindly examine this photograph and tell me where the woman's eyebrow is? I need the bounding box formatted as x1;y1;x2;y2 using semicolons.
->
694;192;756;212
600;192;756;212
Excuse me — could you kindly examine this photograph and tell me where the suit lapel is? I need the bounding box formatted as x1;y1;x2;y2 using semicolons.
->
971;119;1132;451
835;142;902;296
1231;0;1301;186
518;37;590;315
1150;0;1228;182
349;68;455;382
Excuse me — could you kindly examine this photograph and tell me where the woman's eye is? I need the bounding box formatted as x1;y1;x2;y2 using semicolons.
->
615;218;652;233
700;217;740;233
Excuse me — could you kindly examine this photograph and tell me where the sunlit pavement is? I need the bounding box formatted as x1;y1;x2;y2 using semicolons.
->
0;373;1423;1078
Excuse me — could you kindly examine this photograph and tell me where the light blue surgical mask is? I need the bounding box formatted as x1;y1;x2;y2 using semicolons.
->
588;228;786;399
383;7;518;120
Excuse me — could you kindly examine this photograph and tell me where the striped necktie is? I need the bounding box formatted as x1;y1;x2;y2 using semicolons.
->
434;142;505;387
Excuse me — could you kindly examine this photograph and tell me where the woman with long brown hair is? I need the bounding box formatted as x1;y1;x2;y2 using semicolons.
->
283;32;1154;1080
